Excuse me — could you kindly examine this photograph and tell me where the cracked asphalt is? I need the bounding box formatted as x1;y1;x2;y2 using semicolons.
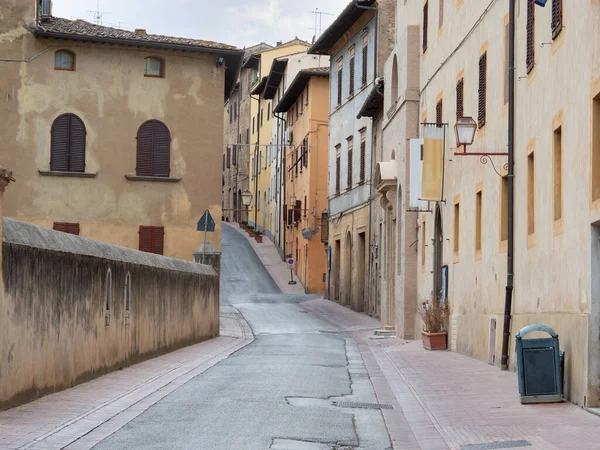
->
94;225;391;450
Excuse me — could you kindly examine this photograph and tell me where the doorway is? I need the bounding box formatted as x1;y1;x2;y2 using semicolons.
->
357;232;366;312
433;205;444;299
334;239;341;302
344;231;352;306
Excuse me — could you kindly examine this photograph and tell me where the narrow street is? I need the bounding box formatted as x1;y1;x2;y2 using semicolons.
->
94;224;392;450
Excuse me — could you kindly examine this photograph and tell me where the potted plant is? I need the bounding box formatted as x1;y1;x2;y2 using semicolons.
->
247;225;255;237
240;220;248;230
254;230;263;243
418;295;449;350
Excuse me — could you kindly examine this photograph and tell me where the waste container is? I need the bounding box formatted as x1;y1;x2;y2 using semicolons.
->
515;324;563;404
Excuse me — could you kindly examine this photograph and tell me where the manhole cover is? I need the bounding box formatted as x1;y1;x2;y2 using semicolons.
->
333;401;394;410
462;440;531;450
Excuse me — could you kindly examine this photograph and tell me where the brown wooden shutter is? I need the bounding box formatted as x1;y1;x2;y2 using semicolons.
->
526;1;535;74
349;55;355;96
295;149;299;176
362;45;368;85
551;0;562;39
139;226;152;252
436;99;443;127
337;67;343;105
136;122;154;176
69;115;86;172
303;138;308;167
478;53;487;128
67;223;80;235
152;227;164;254
283;204;288;224
347;147;353;188
53;222;68;233
227;147;231;168
336;155;341;194
53;222;80;235
153;121;171;177
288;209;294;225
294;200;302;222
233;145;237;166
456;78;464;119
50;114;70;172
359;140;366;183
423;1;428;53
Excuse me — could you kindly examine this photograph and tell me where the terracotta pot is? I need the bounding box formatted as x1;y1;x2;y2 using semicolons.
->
254;235;263;243
248;230;255;237
421;330;447;350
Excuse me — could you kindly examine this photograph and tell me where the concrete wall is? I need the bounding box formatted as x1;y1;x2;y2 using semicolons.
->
0;0;225;260
0;211;219;408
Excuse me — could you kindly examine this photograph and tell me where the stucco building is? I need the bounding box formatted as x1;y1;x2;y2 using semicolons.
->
309;0;395;314
0;0;242;261
274;68;330;293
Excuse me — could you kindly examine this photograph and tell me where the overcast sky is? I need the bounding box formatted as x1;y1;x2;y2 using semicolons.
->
51;0;350;49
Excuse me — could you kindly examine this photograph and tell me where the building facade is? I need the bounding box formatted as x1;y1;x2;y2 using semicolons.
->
0;0;242;261
275;68;330;293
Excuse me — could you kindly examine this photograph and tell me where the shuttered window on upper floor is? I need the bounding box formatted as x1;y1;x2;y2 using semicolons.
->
423;1;428;53
436;98;443;127
347;138;353;189
139;226;164;255
136;120;171;177
456;78;464;119
551;0;563;40
526;1;535;74
478;53;487;128
337;57;343;106
349;46;355;96
50;113;86;172
361;30;368;86
53;222;80;235
359;138;366;183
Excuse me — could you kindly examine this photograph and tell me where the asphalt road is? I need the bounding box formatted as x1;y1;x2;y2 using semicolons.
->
94;225;391;450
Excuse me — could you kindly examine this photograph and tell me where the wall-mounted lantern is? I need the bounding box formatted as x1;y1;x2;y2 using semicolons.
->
454;117;478;153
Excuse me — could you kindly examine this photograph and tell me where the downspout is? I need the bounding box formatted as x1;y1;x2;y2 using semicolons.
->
501;0;516;370
275;111;288;258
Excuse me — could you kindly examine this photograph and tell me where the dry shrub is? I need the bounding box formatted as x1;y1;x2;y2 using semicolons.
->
418;295;449;333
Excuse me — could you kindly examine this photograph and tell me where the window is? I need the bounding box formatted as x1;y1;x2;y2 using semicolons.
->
144;57;164;78
359;129;366;183
295;148;299;176
53;222;80;235
124;272;131;313
361;30;368;86
296;101;299;120
526;1;535;74
139;226;165;254
391;55;399;102
553;124;563;224
453;198;460;260
436;98;443;127
456;78;464;119
252;117;255;134
105;269;112;314
305;84;309;105
475;187;482;258
349;45;355;96
257;191;261;211
478;52;487;128
347;137;353;189
234;102;238;121
527;149;535;238
421;217;427;270
136;120;171;177
423;1;428;53
54;50;75;71
551;0;563;40
50;113;86;172
246;128;250;145
438;0;444;29
40;0;51;15
500;175;508;245
233;145;237;166
335;144;341;194
303;137;308;167
227;147;231;168
337;57;343;106
267;103;271;120
260;108;264;127
593;93;600;202
300;95;304;115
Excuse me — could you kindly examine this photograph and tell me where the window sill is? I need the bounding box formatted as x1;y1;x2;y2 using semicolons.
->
39;170;97;178
125;175;181;183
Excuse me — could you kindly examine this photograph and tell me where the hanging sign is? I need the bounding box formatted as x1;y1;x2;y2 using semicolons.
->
409;139;428;209
421;125;445;202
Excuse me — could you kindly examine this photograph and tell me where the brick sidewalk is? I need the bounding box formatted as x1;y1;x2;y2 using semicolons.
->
0;305;253;450
302;298;600;450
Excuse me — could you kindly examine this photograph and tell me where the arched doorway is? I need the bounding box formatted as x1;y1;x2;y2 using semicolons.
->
344;231;352;306
433;204;444;299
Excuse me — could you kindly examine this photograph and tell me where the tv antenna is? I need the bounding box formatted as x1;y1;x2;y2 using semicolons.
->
88;0;111;25
309;8;333;40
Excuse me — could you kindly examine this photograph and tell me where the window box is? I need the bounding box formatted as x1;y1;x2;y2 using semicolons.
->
125;175;181;182
39;170;97;178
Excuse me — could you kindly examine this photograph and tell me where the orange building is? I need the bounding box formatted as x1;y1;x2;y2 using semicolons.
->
274;68;329;293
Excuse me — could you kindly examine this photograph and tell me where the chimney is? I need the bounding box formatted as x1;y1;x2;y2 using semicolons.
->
135;29;147;35
0;168;15;280
276;41;282;47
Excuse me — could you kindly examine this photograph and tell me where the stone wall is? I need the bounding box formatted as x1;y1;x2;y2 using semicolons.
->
0;216;219;409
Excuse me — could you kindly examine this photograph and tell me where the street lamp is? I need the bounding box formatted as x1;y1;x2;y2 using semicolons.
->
241;190;253;223
454;117;478;153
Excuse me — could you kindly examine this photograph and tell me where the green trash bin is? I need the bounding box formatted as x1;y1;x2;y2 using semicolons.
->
515;324;563;404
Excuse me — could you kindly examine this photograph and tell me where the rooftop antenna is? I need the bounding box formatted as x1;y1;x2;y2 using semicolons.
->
88;0;111;25
309;8;334;39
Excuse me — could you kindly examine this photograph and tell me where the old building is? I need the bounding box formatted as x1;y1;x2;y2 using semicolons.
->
274;68;330;293
223;43;273;224
308;0;395;314
0;0;243;261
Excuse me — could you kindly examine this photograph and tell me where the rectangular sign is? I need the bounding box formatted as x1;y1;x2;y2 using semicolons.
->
421;126;444;202
409;139;428;210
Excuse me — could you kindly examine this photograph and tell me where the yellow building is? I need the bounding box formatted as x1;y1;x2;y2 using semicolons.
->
247;40;309;234
275;68;329;293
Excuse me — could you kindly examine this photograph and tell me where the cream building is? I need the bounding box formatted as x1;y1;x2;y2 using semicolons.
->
0;0;243;261
390;0;600;406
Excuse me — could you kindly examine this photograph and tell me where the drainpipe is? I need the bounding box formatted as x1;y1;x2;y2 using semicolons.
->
501;0;516;371
274;111;288;258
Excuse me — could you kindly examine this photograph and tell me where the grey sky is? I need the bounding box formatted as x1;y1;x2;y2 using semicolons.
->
51;0;350;49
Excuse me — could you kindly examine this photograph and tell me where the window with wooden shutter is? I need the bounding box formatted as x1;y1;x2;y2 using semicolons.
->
347;139;353;189
50;113;86;173
361;31;368;86
551;0;562;40
53;222;80;235
335;146;341;195
526;1;535;74
294;200;302;223
456;78;464;119
478;53;487;128
227;147;231;168
337;57;343;106
139;226;164;255
136;120;171;177
423;1;428;53
283;204;288;224
233;145;237;166
349;46;355;96
436;99;443;127
359;139;366;183
288;208;294;225
295;148;299;176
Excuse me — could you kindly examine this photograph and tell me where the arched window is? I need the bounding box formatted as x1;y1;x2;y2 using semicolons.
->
391;55;399;103
55;50;75;71
144;57;165;78
50;113;86;172
136;120;171;177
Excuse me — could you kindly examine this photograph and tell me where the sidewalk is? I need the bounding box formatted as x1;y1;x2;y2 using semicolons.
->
227;223;305;295
301;298;600;450
0;305;253;450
